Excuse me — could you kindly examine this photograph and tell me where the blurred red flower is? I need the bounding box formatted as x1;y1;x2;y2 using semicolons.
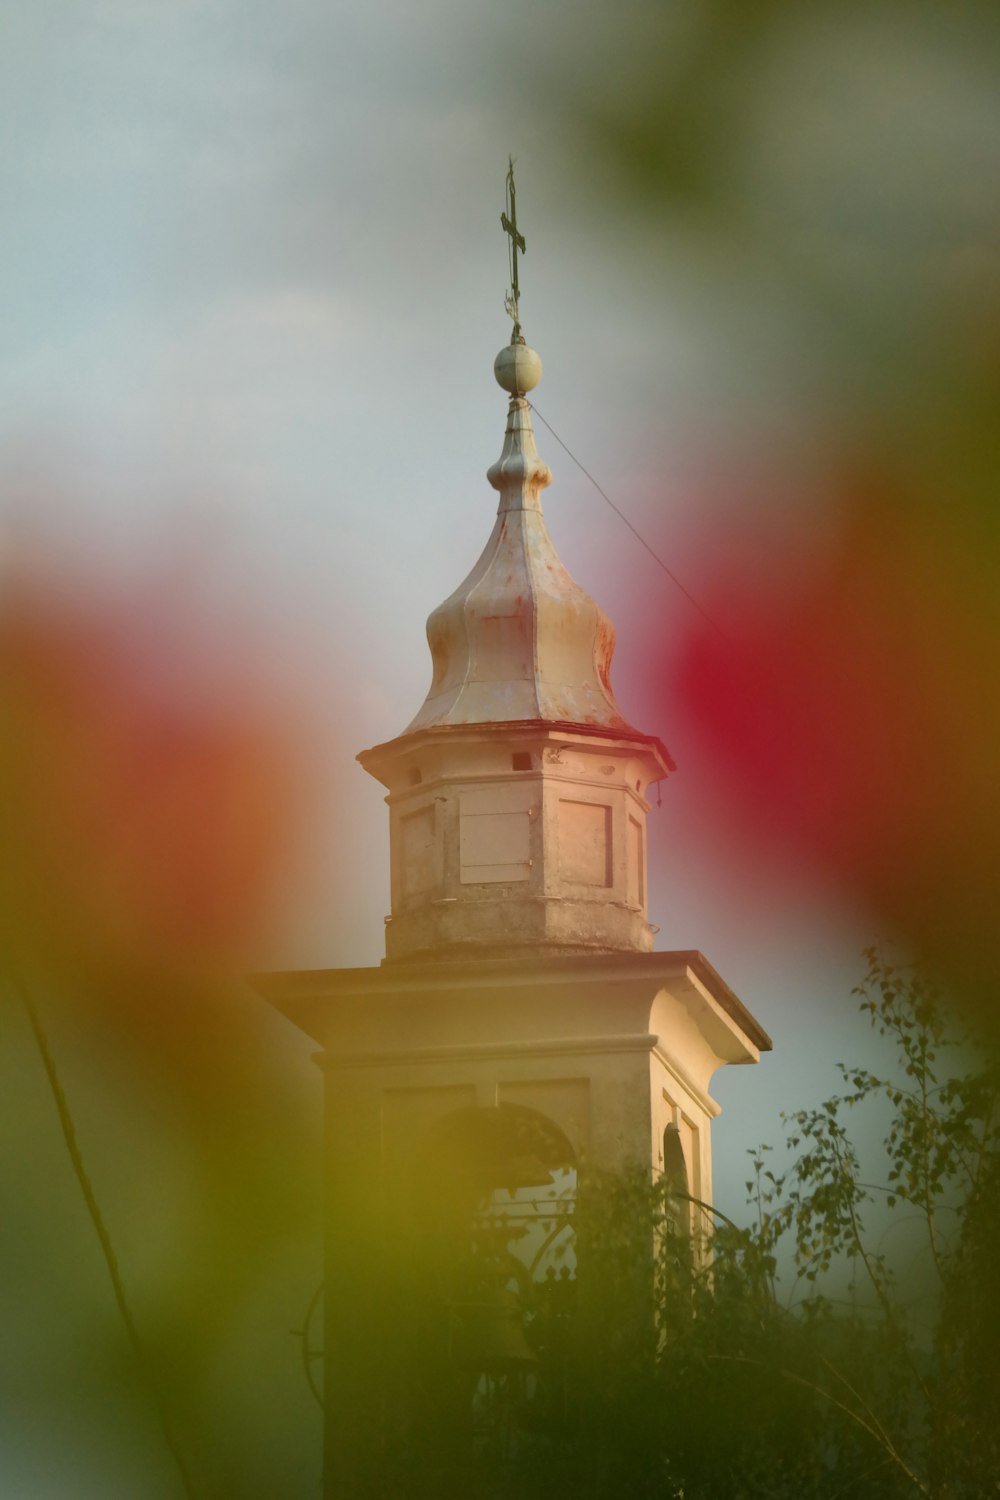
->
675;476;1000;1011
0;561;304;996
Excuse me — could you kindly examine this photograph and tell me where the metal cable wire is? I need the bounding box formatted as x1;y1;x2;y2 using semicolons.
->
527;402;727;640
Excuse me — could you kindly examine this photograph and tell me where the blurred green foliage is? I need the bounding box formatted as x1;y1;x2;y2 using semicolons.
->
371;951;997;1498
571;951;999;1498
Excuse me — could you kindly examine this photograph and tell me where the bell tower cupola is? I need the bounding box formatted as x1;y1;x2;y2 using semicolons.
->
359;174;674;964
254;165;771;1500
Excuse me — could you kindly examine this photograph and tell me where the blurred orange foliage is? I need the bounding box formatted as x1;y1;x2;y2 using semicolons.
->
0;559;305;997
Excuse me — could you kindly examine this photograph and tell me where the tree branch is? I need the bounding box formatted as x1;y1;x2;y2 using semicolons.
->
15;973;198;1500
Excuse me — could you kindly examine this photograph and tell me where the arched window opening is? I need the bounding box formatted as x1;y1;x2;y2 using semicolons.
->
404;1104;577;1468
662;1123;690;1239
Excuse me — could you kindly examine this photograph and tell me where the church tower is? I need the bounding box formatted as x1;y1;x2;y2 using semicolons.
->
255;164;770;1498
360;336;671;963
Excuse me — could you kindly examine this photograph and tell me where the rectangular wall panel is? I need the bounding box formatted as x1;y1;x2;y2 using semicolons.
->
627;814;644;908
558;799;611;887
400;805;435;897
460;809;531;883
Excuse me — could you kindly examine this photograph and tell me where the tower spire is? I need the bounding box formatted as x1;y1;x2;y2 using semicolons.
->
495;162;544;403
356;165;676;962
501;156;526;342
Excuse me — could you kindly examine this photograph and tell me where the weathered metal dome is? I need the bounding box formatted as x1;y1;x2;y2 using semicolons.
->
404;384;630;735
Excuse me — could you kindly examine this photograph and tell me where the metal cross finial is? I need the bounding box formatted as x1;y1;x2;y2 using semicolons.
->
501;156;526;341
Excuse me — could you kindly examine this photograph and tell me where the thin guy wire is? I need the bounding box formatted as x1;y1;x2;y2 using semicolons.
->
15;973;199;1500
527;402;727;639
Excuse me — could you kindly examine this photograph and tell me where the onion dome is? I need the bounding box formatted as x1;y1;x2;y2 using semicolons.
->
403;343;632;735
